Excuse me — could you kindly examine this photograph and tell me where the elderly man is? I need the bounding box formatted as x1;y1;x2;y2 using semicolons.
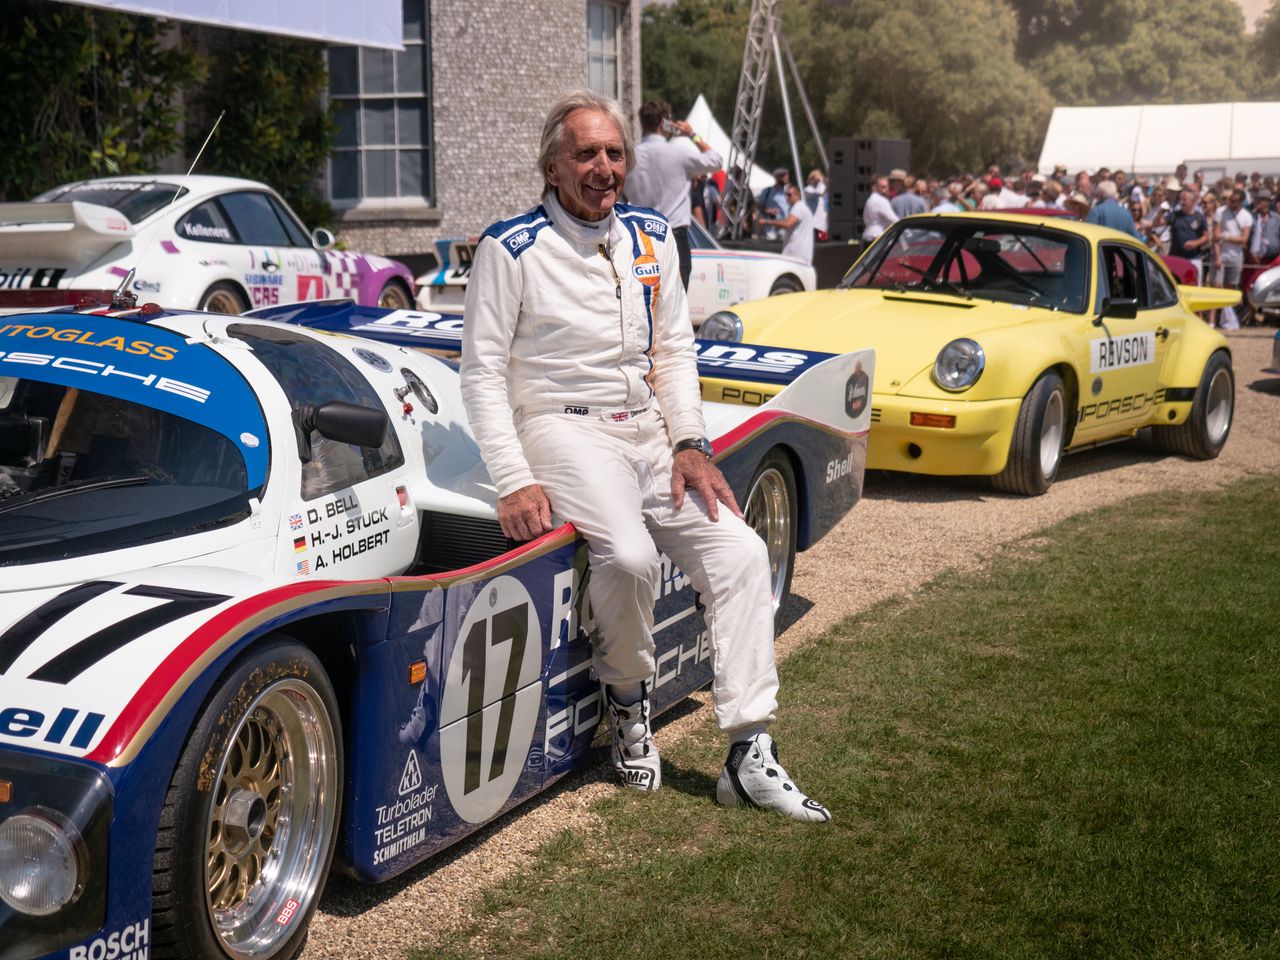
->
1086;179;1141;238
460;89;830;823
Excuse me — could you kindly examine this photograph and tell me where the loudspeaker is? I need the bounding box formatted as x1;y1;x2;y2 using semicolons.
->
827;137;911;240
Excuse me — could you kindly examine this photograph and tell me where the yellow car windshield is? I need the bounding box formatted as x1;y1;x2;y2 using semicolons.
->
844;221;1090;313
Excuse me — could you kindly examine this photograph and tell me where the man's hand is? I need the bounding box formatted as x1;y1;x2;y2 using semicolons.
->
671;449;742;522
498;483;555;541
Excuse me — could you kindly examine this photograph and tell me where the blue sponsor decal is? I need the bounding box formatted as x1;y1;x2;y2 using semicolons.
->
0;314;269;488
694;339;837;386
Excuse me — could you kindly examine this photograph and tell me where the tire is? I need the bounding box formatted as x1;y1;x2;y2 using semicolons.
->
743;451;798;626
1151;349;1234;459
768;275;804;296
992;371;1067;496
152;640;342;960
198;282;249;316
377;280;413;310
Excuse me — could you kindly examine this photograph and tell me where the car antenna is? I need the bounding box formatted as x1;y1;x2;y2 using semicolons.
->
110;110;226;311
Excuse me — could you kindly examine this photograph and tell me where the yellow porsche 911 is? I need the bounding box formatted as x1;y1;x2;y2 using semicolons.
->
698;213;1237;494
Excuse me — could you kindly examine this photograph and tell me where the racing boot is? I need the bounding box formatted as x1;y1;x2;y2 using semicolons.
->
603;682;661;792
716;732;831;822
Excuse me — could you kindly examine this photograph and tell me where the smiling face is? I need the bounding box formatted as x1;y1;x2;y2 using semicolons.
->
545;108;627;221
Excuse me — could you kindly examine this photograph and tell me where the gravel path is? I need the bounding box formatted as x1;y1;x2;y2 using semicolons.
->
303;329;1280;958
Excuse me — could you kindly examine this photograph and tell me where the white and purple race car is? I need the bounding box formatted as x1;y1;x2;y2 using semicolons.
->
0;301;872;960
0;176;416;315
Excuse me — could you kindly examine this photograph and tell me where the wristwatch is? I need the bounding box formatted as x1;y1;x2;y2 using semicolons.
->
674;436;714;459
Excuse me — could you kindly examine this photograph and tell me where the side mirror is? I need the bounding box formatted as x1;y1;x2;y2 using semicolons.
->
294;401;389;461
312;227;336;252
1103;297;1139;319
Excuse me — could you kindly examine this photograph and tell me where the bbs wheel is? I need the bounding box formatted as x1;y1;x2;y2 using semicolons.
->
152;640;342;960
768;275;804;296
198;282;249;316
1151;349;1234;459
992;371;1066;496
377;280;413;310
744;451;798;625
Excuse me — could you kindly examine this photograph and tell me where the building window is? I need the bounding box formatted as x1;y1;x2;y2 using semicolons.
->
327;2;432;206
587;2;622;100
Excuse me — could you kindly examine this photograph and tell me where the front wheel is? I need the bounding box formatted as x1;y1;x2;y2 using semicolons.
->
992;371;1066;496
744;451;798;627
1151;349;1234;459
198;282;249;316
377;280;413;310
152;640;342;960
768;275;804;296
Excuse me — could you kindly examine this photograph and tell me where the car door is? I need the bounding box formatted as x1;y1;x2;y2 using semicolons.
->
217;191;320;308
228;322;419;579
1074;243;1169;439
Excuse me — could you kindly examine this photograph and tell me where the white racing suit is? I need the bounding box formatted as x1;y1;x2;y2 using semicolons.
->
460;191;778;734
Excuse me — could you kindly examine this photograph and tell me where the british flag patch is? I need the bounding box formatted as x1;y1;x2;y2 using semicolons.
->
289;513;304;530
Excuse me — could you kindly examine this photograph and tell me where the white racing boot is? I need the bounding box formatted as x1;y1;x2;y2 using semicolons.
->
603;683;661;792
716;732;831;822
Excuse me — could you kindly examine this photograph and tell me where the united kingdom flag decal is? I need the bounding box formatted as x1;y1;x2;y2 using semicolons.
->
289;513;304;530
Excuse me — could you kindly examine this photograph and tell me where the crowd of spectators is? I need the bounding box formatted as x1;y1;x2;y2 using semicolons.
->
860;162;1280;327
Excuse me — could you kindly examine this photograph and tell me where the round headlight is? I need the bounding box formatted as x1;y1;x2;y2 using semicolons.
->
699;310;743;342
0;812;82;915
934;338;985;392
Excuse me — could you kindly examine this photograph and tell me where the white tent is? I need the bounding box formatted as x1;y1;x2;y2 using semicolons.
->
1038;102;1280;177
684;94;775;193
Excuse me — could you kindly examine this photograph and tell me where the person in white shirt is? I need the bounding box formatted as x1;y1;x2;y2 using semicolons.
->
759;183;814;263
861;176;898;242
625;98;723;288
803;169;828;236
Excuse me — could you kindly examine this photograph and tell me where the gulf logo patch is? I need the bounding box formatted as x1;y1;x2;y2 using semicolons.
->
633;254;661;286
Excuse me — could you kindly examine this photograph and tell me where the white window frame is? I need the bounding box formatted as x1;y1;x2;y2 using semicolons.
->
327;1;434;212
587;1;623;100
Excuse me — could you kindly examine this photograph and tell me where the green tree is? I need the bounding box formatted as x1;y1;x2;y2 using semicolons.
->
1252;0;1280;97
1009;0;1253;104
0;1;203;200
184;29;335;226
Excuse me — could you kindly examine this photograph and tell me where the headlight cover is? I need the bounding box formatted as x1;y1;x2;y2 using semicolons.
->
934;338;985;392
699;310;743;342
0;810;83;915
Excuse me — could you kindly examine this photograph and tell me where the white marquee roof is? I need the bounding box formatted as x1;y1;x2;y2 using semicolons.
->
1038;102;1280;176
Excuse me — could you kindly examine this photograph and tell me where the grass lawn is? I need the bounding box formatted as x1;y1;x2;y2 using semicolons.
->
417;476;1279;960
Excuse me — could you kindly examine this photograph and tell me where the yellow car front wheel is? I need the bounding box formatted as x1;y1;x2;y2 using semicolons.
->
992;371;1066;496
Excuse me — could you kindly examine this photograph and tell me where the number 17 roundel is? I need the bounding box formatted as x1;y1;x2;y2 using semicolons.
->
438;576;543;824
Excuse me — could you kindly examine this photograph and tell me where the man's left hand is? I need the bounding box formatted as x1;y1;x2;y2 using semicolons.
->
671;449;741;522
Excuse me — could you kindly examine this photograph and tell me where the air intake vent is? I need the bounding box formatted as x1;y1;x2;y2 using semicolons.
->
418;511;514;574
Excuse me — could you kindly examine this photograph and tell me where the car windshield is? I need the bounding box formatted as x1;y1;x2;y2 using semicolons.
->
0;313;270;566
33;181;188;223
0;380;254;565
841;219;1090;313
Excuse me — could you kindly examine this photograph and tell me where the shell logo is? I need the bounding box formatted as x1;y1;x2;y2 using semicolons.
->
633;254;661;286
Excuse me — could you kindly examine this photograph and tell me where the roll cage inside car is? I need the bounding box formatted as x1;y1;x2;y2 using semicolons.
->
842;218;1093;313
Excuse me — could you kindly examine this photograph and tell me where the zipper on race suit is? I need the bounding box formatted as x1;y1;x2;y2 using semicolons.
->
599;241;628;394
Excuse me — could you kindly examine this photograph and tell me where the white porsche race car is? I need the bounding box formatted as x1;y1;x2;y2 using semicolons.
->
0;175;417;315
416;218;816;329
0;300;871;960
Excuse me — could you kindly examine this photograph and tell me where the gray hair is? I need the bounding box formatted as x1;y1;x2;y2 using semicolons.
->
1095;179;1118;200
537;89;634;196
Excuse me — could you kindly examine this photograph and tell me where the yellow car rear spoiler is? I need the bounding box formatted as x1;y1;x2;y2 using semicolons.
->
1178;284;1241;312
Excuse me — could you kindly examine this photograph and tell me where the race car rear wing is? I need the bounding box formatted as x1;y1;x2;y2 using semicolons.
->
253;301;839;391
0;200;136;264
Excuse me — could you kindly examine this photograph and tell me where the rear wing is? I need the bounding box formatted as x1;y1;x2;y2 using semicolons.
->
1178;284;1241;312
415;238;476;310
257;301;839;392
0;201;135;263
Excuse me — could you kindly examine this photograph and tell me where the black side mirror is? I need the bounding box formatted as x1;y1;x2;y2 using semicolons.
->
1103;297;1139;319
294;401;389;462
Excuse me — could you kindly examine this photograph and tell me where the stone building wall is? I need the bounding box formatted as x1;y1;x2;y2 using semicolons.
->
335;0;640;270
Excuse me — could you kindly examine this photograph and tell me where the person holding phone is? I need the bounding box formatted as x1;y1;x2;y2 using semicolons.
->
626;99;723;288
